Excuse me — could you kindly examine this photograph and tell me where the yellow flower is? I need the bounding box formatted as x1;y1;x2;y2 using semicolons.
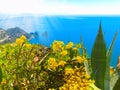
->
110;66;115;75
65;68;74;75
25;43;32;48
73;47;78;51
48;58;58;70
58;60;66;66
48;58;56;63
68;42;73;46
20;35;26;40
52;40;64;52
66;42;73;49
16;38;24;45
75;56;85;63
61;50;67;56
85;74;91;79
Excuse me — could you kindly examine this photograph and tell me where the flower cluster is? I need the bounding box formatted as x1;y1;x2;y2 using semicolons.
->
16;35;26;45
15;35;32;49
61;50;68;57
48;41;81;71
47;40;100;90
64;68;74;75
52;40;64;52
59;66;94;90
25;43;32;48
48;57;67;70
66;42;73;49
48;58;58;70
58;60;66;67
75;56;85;63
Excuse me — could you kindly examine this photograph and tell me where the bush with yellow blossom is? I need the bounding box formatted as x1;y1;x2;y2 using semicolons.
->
44;40;100;90
0;35;46;89
0;37;100;90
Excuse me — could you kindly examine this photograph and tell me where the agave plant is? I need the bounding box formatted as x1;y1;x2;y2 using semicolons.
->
90;22;119;90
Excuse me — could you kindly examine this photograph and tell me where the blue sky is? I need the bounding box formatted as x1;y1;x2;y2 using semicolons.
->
0;0;120;15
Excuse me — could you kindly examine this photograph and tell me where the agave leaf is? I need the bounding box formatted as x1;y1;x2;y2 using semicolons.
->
91;23;107;90
90;83;101;90
104;31;118;90
110;70;120;90
107;31;118;62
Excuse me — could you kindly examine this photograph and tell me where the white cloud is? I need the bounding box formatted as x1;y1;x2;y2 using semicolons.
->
0;0;120;15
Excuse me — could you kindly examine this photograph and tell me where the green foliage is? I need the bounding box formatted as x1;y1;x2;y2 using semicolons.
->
0;66;2;84
91;23;107;90
0;36;48;89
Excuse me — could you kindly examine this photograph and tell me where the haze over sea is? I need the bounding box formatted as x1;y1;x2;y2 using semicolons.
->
0;15;120;67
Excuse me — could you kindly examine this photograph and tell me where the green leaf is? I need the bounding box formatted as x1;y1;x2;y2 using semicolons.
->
91;22;107;90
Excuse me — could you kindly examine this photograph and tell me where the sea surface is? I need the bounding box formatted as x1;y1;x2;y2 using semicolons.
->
30;15;120;68
1;15;120;67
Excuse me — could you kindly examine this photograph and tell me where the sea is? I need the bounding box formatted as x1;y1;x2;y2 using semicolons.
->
29;15;120;68
1;15;120;67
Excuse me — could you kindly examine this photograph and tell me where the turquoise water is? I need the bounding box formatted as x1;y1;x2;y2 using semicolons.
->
30;16;120;68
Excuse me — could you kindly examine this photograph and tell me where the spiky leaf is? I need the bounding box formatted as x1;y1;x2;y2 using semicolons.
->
91;23;107;90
